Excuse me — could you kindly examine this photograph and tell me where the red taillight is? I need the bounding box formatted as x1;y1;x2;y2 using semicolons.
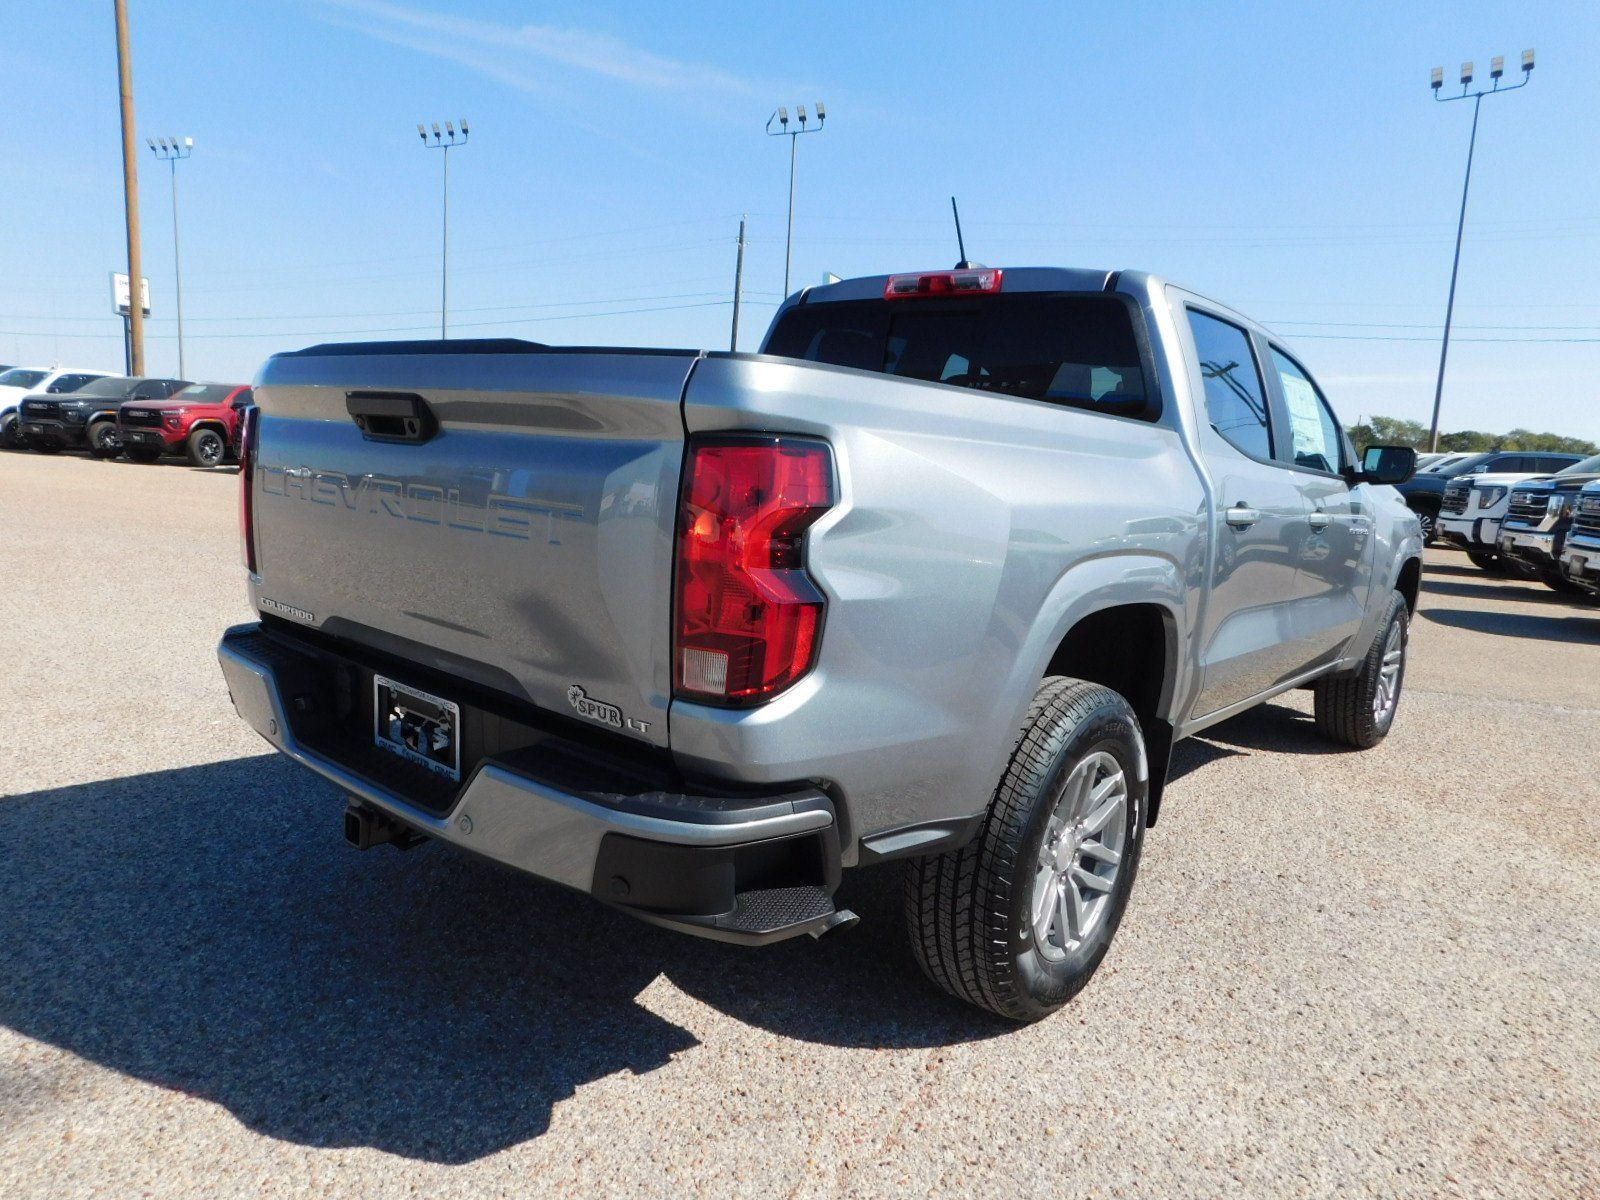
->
674;437;834;704
239;405;260;573
884;267;1003;299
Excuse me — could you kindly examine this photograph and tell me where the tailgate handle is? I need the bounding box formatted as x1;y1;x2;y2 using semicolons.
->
346;391;437;443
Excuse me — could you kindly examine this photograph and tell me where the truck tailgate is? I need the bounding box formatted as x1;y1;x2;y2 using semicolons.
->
249;344;697;748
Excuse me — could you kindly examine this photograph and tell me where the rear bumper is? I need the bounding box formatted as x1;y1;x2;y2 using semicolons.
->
217;623;851;944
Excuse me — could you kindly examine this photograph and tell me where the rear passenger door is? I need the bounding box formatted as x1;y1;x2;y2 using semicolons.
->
1181;305;1314;717
1264;344;1374;666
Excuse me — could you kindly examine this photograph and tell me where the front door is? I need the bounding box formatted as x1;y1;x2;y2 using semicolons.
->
1265;344;1374;666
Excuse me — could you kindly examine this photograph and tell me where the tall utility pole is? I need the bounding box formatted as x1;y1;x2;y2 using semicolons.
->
148;137;192;377
765;102;827;297
730;215;747;351
1426;50;1534;452
418;119;469;338
114;0;144;376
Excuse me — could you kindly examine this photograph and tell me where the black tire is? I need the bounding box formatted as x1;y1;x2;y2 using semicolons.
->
1541;573;1588;596
186;427;226;468
124;445;163;464
86;418;121;459
1466;549;1505;573
1313;591;1409;749
0;413;17;450
904;677;1147;1023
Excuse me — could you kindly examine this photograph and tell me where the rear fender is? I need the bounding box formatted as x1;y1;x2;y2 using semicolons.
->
987;553;1189;821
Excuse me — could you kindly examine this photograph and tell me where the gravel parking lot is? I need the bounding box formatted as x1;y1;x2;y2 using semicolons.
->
2;451;1596;1199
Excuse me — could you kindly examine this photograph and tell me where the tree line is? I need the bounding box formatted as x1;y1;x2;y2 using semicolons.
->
1347;416;1597;456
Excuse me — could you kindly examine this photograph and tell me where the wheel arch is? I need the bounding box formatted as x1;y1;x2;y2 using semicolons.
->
1001;554;1191;830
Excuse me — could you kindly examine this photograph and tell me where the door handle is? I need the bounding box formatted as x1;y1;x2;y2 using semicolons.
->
1308;511;1332;531
1225;503;1262;529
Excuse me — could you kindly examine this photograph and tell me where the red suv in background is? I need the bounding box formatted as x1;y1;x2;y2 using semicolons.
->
117;383;253;467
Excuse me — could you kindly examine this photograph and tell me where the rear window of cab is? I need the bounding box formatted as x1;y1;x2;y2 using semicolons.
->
764;293;1159;422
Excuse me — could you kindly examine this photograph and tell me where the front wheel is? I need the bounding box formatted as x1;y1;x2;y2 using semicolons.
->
1313;592;1409;748
904;678;1147;1022
186;427;226;468
87;419;121;459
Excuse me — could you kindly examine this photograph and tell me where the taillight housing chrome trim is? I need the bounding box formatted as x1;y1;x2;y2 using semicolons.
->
884;267;1003;299
673;434;835;706
239;404;260;574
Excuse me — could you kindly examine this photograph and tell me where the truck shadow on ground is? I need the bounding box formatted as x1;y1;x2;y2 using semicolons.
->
1421;577;1570;605
1420;605;1598;643
0;756;1001;1163
0;700;1364;1163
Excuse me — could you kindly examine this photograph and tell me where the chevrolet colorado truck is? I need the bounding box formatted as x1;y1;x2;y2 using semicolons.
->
118;382;253;466
218;266;1422;1021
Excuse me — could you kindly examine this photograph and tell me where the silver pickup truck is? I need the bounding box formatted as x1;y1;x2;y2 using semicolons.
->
218;266;1421;1021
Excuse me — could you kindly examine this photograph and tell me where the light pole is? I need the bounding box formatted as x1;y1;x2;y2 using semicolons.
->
147;136;192;377
766;101;826;297
418;118;469;338
1425;50;1534;452
114;0;144;376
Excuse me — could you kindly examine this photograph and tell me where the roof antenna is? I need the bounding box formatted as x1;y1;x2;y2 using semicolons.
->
951;196;979;268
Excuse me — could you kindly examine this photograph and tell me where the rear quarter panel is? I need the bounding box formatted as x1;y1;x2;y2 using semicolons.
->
673;353;1206;846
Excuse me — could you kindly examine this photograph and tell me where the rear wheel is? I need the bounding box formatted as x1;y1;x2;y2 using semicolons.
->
186;427;226;468
1313;592;1408;748
87;418;121;459
904;677;1146;1022
124;445;162;464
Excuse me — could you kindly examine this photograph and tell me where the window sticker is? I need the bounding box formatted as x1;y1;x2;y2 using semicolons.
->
1281;374;1325;458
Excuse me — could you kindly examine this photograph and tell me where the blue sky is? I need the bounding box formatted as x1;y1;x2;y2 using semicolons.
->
6;0;1598;439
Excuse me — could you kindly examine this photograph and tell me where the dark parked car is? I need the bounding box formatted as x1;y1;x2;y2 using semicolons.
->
17;376;189;457
1397;450;1584;544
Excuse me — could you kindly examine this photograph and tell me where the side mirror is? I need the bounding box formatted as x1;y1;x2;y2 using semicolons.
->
1359;444;1416;485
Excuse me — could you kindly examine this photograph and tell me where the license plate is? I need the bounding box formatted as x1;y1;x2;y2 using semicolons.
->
373;674;461;781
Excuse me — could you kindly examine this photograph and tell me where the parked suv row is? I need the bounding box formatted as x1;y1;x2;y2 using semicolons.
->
1496;456;1600;596
1397;450;1585;544
19;376;189;456
2;369;253;468
1437;452;1600;573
